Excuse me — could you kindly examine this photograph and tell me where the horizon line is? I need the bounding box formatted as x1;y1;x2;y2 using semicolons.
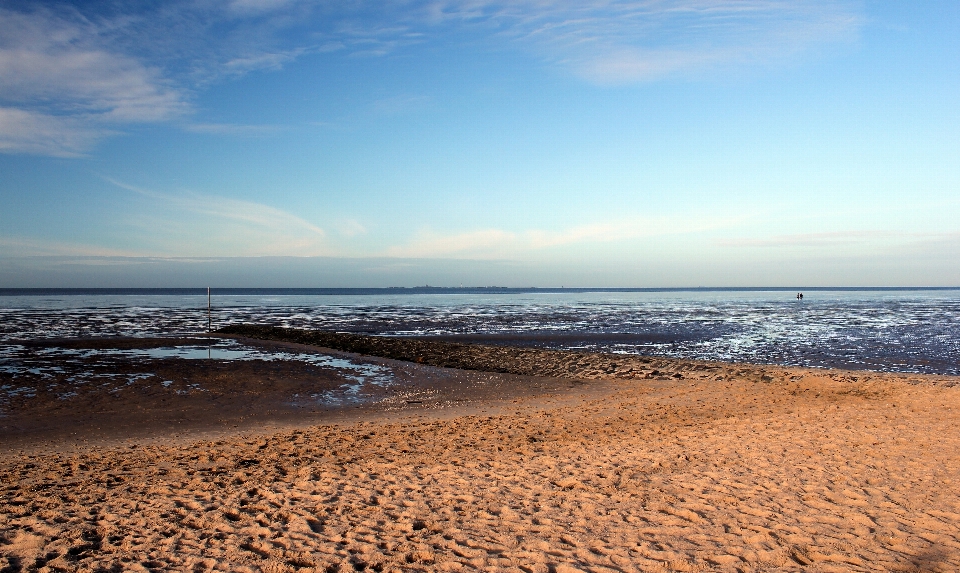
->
2;286;958;296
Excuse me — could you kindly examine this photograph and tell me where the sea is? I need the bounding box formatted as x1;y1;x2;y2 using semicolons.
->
1;287;958;375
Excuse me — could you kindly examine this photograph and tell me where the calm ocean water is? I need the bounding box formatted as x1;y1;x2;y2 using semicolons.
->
1;288;958;375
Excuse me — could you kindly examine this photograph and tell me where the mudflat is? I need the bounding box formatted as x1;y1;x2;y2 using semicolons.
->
1;331;959;572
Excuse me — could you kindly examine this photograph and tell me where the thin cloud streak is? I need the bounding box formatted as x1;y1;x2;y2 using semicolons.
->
385;212;749;258
95;177;331;257
335;219;368;238
104;177;326;238
223;47;309;75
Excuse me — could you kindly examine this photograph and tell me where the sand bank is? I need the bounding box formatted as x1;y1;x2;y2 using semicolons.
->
2;331;959;572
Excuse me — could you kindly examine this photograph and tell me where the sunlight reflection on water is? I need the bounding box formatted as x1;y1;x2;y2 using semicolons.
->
1;290;958;374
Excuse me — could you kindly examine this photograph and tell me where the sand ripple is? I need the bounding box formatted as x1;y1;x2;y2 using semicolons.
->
3;353;959;572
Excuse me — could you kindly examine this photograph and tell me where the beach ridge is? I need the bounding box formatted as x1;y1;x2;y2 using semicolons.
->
217;324;954;387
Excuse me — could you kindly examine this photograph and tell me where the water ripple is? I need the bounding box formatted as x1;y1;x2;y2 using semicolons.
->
1;291;958;374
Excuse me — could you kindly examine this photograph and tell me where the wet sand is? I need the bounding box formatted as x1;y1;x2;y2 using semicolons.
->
2;330;959;572
0;336;583;452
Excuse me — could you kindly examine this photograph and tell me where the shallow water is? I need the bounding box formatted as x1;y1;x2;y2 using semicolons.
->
0;338;394;411
1;289;958;375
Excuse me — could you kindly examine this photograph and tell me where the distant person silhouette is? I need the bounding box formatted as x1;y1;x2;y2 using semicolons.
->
800;293;803;300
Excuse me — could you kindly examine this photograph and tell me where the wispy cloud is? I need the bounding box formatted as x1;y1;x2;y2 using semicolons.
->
335;219;368;238
385;212;745;258
0;8;184;119
105;177;324;236
102;177;329;257
0;1;862;155
425;0;862;83
0;2;318;155
223;47;309;75
0;107;109;157
0;6;185;155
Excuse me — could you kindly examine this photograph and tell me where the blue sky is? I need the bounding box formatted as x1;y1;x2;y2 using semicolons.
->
1;0;958;287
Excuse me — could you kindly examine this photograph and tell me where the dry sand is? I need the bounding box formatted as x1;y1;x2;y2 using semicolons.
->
2;333;959;572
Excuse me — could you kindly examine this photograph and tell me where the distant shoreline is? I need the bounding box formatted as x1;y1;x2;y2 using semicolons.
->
2;286;959;296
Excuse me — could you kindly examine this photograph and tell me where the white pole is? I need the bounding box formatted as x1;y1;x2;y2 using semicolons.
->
207;287;211;332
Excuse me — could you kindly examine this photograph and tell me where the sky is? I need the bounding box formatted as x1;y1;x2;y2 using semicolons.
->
1;0;959;287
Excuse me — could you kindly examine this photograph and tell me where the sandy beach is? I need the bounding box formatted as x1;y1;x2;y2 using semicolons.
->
2;330;959;572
